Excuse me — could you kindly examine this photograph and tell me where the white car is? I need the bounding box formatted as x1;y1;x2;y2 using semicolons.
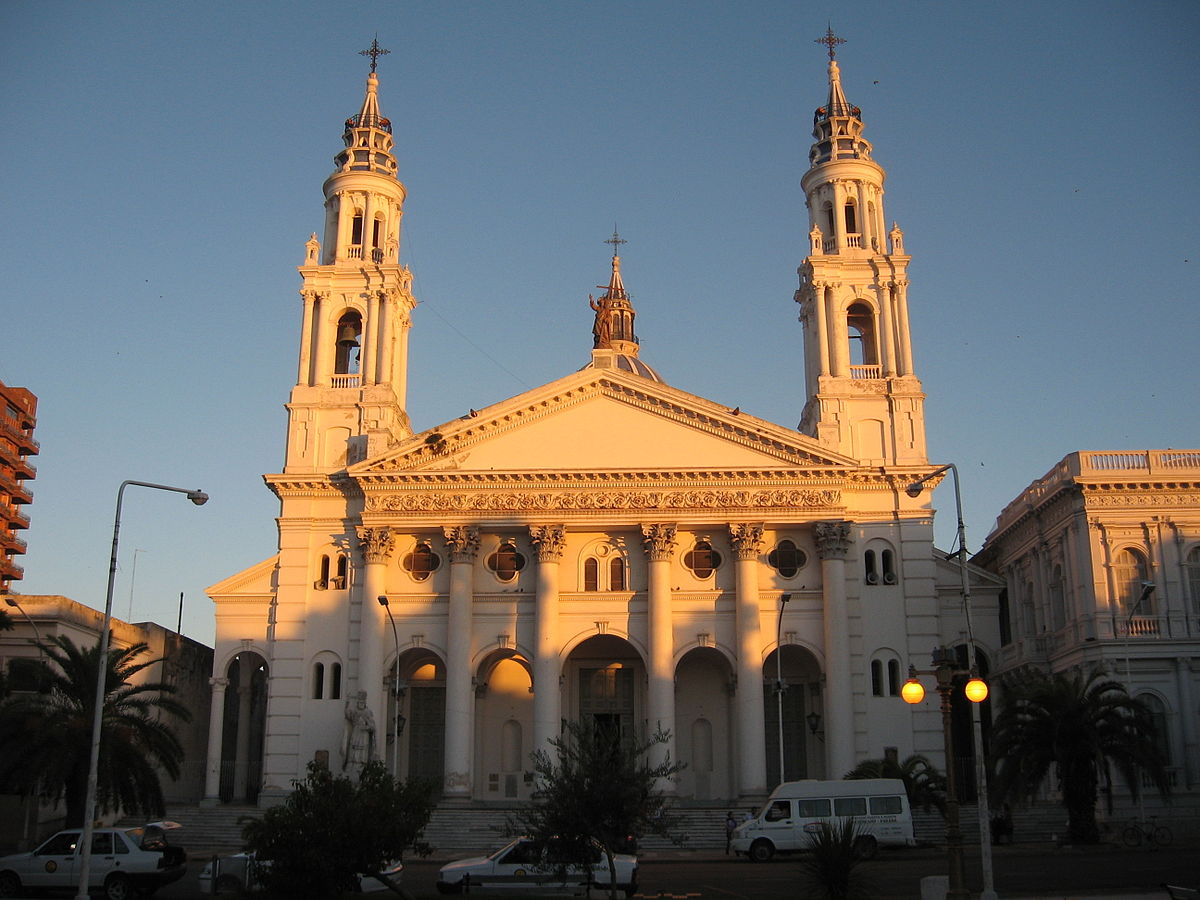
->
198;851;404;894
0;823;187;900
436;837;638;896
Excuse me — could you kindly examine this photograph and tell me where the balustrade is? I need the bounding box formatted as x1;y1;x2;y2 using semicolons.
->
330;374;361;389
849;364;882;380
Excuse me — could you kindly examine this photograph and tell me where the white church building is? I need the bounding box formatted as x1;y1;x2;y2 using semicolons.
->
205;40;1001;808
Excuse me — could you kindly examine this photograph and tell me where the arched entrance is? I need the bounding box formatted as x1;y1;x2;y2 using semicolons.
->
219;652;267;803
473;649;534;800
674;646;734;800
564;635;645;747
763;644;823;787
389;649;445;785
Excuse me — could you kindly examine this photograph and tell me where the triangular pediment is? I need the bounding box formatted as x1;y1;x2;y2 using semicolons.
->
352;368;857;476
206;555;278;600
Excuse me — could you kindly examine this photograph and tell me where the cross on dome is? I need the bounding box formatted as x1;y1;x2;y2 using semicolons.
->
814;26;846;61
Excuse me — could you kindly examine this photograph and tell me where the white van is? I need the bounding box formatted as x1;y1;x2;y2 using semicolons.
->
731;778;915;861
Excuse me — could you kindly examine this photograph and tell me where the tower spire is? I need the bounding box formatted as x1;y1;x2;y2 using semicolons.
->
582;230;662;381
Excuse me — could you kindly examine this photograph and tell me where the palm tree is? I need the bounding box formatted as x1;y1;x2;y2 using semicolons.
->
989;665;1170;844
844;754;946;815
0;634;192;827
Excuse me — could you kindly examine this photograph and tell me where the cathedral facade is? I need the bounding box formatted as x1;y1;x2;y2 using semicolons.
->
205;44;1001;807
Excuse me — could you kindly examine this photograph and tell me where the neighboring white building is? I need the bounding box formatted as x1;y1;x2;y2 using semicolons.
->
206;44;1001;808
975;450;1200;793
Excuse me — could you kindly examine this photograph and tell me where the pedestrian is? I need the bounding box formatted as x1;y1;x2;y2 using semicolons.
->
724;811;737;854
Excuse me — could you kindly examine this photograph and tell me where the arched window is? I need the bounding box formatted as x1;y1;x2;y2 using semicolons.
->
846;302;878;367
583;557;599;591
487;541;526;582
822;200;835;235
870;660;883;696
768;539;807;578
888;659;901;696
1185;547;1200;613
609;556;626;591
864;549;878;585
315;555;331;590
332;554;349;590
313;662;325;699
881;549;896;584
334;310;362;375
1139;694;1171;765
330;662;342;700
1113;549;1151;615
402;542;441;582
684;540;722;578
844;200;858;234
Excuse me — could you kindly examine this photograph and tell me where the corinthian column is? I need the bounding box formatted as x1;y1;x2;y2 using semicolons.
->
729;522;767;797
530;525;567;756
641;523;678;792
356;526;395;732
442;525;480;798
814;520;856;777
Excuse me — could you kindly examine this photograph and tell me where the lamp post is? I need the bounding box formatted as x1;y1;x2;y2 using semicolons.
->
377;595;401;780
75;480;207;900
906;463;997;900
903;648;988;900
775;593;791;785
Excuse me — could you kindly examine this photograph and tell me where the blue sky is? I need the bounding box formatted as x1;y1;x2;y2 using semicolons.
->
3;1;1197;645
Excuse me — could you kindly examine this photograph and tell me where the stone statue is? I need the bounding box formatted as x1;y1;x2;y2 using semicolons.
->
590;294;613;347
342;691;376;778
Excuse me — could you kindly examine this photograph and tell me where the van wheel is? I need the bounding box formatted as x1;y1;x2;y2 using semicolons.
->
749;839;775;862
853;835;878;859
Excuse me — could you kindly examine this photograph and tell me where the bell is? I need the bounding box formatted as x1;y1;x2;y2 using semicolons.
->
336;322;360;349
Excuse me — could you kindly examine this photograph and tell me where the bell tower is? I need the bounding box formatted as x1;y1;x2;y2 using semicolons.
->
795;31;926;466
285;43;417;473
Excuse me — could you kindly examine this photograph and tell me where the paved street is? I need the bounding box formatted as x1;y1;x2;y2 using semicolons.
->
125;841;1198;899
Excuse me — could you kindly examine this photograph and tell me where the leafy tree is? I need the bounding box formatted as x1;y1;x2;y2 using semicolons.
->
509;719;684;900
796;818;880;900
240;760;435;899
0;634;190;826
844;753;946;816
989;665;1170;843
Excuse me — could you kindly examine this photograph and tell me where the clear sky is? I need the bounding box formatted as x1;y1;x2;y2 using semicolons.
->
2;1;1197;646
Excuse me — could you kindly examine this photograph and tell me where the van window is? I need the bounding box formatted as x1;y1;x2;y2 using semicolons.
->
834;797;867;816
870;796;903;815
797;798;831;817
764;800;791;821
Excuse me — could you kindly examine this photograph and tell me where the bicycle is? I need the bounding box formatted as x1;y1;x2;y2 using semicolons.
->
1122;816;1172;848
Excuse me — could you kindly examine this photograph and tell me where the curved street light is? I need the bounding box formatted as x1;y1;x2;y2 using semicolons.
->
377;595;401;779
75;481;207;900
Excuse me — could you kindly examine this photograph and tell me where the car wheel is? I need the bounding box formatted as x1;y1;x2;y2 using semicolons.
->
749;839;775;862
0;871;22;899
853;835;878;859
104;872;134;900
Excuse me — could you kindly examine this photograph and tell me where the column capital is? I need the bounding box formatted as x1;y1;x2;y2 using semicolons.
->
209;676;229;691
443;525;480;563
529;524;567;562
813;520;853;559
357;526;396;565
641;523;678;562
728;523;765;560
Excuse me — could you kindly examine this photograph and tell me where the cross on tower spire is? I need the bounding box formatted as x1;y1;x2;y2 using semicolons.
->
359;36;390;73
814;26;846;61
604;226;627;257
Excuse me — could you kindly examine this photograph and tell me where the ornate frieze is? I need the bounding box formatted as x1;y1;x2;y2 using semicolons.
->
641;523;678;561
356;526;396;564
529;524;567;562
366;486;841;513
443;525;480;563
728;523;765;560
813;520;853;559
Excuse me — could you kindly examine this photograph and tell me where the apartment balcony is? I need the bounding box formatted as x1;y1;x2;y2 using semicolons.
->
0;531;27;553
0;418;38;454
0;555;24;581
0;471;32;504
2;507;30;530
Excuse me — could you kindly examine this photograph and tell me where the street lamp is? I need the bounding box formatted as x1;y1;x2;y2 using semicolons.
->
906;463;997;900
775;593;791;785
75;481;207;900
903;648;988;900
377;595;401;780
